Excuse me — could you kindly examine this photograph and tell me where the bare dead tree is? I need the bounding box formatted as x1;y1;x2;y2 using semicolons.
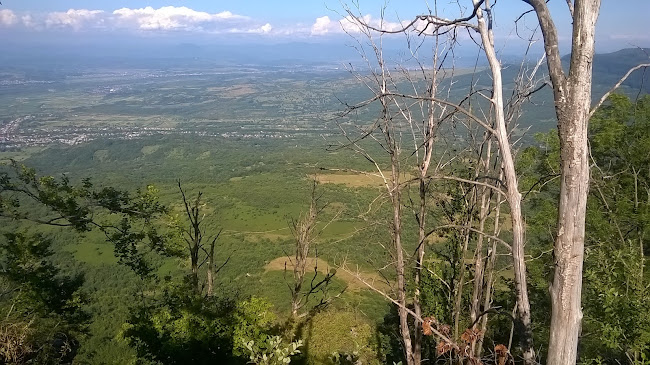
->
472;2;538;363
335;0;650;363
285;180;341;320
464;11;547;361
205;230;226;297
335;0;551;363
337;7;470;361
469;133;495;356
177;181;228;296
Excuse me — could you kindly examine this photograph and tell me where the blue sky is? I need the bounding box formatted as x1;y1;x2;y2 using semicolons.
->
1;1;648;52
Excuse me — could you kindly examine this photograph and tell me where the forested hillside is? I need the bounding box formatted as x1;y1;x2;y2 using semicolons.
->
2;89;650;364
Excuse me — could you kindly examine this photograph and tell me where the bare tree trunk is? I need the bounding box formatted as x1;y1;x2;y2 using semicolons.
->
385;134;415;364
412;160;427;363
475;2;535;362
179;182;203;294
206;238;215;296
525;1;601;363
412;59;441;365
477;172;504;356
178;182;226;296
190;247;199;293
288;181;321;319
453;206;473;340
470;136;493;356
291;222;309;318
392;164;414;365
547;75;593;364
412;174;426;365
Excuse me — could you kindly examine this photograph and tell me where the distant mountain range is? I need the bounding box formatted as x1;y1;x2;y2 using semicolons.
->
569;47;650;93
1;39;648;97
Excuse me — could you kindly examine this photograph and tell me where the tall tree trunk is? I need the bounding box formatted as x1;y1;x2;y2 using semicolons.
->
475;2;535;362
190;245;199;293
526;1;601;363
206;238;215;297
291;232;308;318
392;155;414;365
289;185;319;319
412;173;426;365
413;70;439;365
453;207;473;339
470;136;493;356
376;68;414;363
477;172;504;356
179;183;204;295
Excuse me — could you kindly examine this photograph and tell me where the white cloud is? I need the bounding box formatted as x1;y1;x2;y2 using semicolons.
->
112;6;248;31
311;14;405;36
260;23;272;34
45;9;104;30
0;6;273;35
311;16;334;35
343;15;407;33
0;9;17;27
228;22;273;34
21;14;35;28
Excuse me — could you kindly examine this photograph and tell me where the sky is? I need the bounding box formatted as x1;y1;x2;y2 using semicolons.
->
0;1;648;54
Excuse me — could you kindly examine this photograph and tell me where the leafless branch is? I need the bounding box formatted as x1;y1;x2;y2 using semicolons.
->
589;63;650;118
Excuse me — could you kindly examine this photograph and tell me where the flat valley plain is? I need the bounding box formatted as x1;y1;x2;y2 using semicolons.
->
0;65;369;149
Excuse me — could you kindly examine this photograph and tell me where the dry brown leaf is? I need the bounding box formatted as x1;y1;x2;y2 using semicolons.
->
422;317;435;336
495;344;509;365
436;341;453;356
439;324;451;336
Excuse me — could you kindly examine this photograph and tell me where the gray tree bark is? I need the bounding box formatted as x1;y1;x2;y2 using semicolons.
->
525;1;601;364
475;2;536;362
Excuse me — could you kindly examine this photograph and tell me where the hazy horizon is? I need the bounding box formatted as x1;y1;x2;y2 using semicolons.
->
1;1;649;69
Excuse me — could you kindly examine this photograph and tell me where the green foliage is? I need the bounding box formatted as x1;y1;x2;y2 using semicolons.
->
233;296;278;357
588;94;650;250
0;161;177;278
121;293;299;365
375;306;404;365
520;94;650;363
583;241;650;362
243;336;302;365
580;94;650;363
120;282;241;364
305;310;379;365
0;232;87;364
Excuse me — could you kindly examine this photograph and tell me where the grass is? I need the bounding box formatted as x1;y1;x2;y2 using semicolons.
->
63;241;118;266
0;147;45;162
264;256;387;292
256;269;349;317
141;145;161;155
316;172;385;188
